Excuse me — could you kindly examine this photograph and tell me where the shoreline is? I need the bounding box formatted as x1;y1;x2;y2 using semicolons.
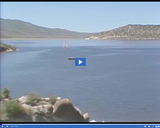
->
0;42;18;53
0;49;18;53
1;38;160;41
85;38;160;41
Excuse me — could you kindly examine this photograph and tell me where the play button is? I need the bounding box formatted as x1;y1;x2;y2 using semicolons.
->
75;58;86;66
79;60;82;65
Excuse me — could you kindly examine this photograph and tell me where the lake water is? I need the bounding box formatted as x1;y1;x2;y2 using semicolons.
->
1;39;160;122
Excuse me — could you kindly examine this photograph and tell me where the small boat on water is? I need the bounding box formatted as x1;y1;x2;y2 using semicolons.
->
68;57;75;60
63;41;67;49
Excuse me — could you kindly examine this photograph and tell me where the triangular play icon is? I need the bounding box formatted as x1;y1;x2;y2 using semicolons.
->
79;60;82;64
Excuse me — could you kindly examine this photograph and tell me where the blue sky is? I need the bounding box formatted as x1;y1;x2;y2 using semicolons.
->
1;2;160;32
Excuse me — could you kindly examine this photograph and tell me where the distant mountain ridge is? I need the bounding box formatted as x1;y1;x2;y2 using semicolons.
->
0;18;93;39
86;24;160;40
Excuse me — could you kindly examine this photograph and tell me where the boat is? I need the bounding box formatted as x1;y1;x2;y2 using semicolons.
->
63;40;67;49
63;41;75;60
68;57;75;60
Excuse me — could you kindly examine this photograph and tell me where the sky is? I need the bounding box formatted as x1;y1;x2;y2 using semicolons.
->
1;2;160;33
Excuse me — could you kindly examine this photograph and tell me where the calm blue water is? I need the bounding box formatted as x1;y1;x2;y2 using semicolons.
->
1;39;160;122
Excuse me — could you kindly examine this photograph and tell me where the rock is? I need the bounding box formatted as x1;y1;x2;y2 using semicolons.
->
37;101;50;106
41;97;50;101
31;105;53;122
42;105;53;114
18;96;28;104
43;114;53;122
39;106;47;114
31;112;46;122
32;105;53;115
1;94;92;122
74;106;82;115
52;99;85;122
56;97;61;101
22;104;32;110
83;113;89;122
0;42;17;53
32;106;39;113
90;120;96;122
52;116;66;122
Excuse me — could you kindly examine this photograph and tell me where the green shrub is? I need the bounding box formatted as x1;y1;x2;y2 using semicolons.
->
49;96;57;105
26;93;41;106
4;100;28;120
2;88;10;98
0;100;5;120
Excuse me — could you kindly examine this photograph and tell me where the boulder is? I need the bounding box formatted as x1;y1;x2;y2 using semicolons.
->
52;99;85;122
83;113;89;122
18;96;28;104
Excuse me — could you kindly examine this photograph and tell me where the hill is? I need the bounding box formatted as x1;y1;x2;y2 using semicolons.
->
1;18;93;39
86;24;160;40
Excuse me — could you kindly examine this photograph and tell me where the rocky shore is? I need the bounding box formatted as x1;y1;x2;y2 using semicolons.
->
0;91;100;122
0;42;17;53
